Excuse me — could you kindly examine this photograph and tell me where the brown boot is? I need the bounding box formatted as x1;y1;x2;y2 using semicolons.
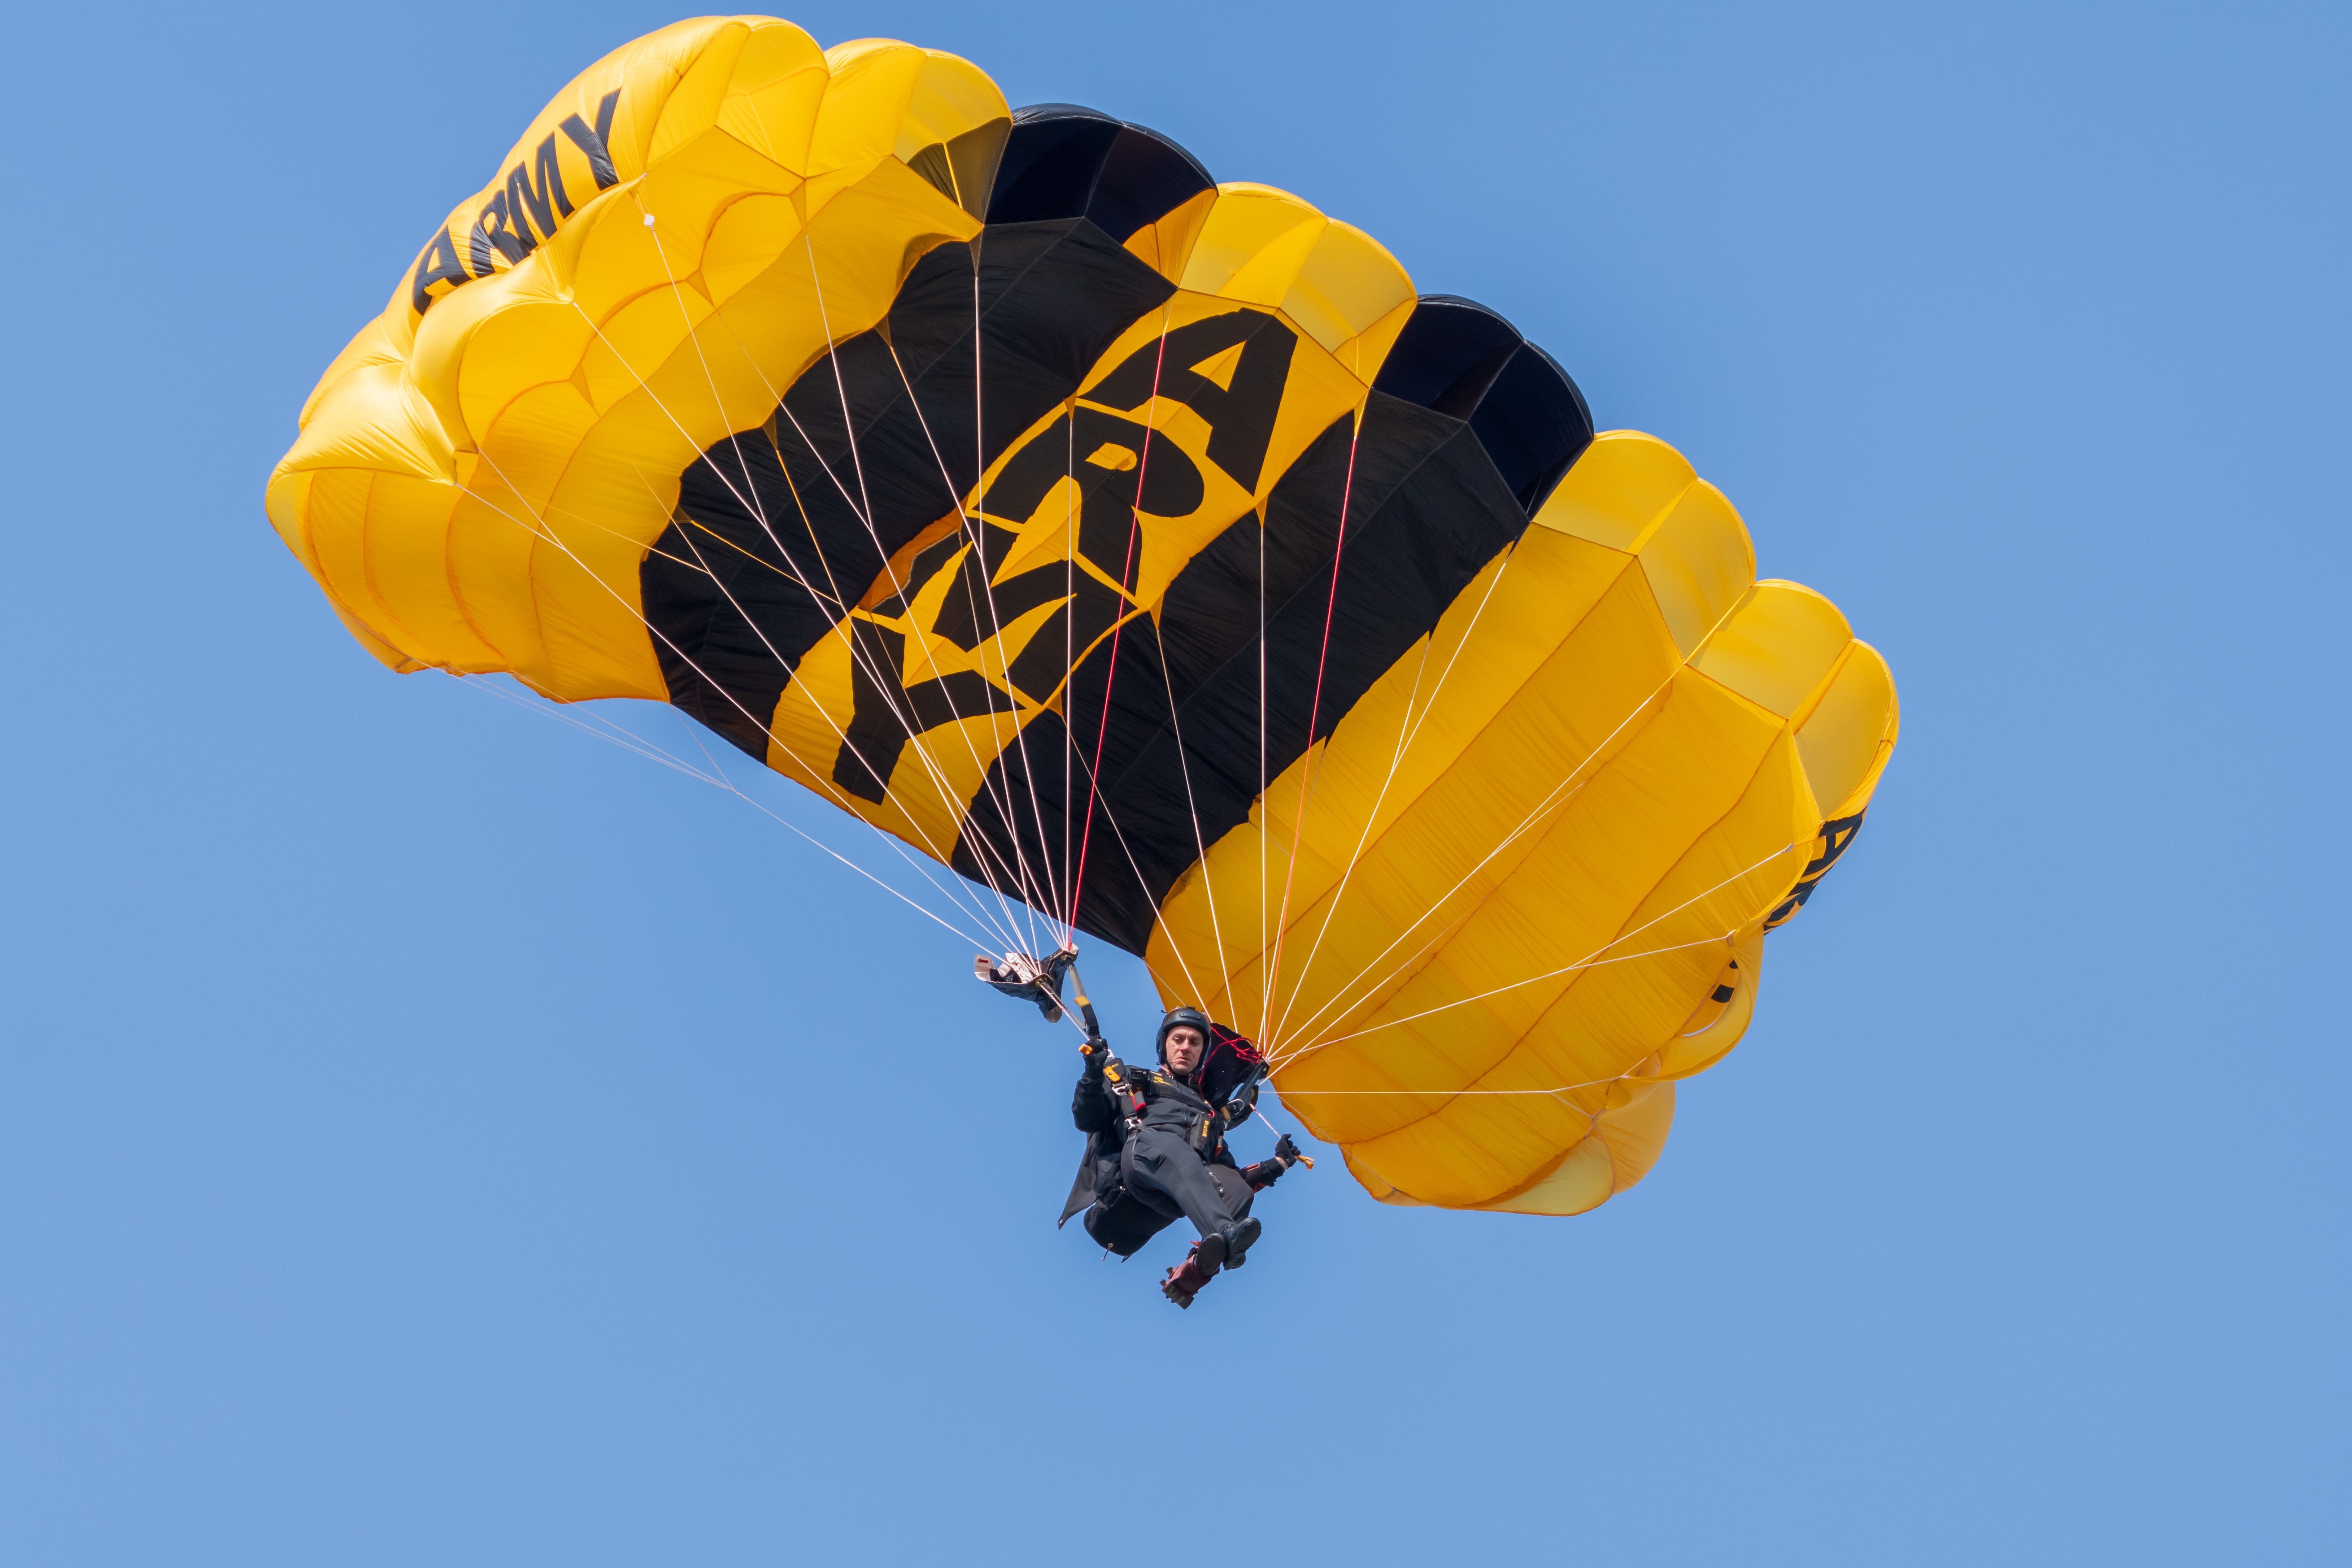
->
1160;1244;1215;1308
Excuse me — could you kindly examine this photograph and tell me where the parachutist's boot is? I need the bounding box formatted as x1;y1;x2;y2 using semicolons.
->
1161;1245;1215;1308
1217;1217;1262;1269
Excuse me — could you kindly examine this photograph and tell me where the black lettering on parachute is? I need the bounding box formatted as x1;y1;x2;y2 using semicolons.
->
828;404;1208;801
560;89;623;191
409;229;471;315
831;620;1018;803
1763;813;1867;930
468;191;531;275
411;88;620;315
506;131;576;243
1085;310;1297;492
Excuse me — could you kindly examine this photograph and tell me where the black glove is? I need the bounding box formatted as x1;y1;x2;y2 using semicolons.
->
1274;1132;1301;1166
1081;1037;1110;1079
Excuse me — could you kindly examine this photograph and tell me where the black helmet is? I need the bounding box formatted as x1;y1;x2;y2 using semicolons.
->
1155;1007;1212;1063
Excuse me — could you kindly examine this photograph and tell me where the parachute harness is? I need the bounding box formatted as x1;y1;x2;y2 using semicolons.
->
984;949;1319;1164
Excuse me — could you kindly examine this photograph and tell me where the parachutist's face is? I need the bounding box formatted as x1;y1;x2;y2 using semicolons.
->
1163;1027;1205;1073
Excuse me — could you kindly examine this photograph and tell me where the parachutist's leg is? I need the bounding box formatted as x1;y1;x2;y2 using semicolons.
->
1125;1132;1259;1270
1124;1132;1239;1238
1208;1165;1255;1224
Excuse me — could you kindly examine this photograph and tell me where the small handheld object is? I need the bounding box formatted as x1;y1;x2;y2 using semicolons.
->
974;946;1080;1023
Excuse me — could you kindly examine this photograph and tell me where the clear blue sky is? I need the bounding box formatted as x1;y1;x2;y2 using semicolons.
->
1;3;2342;1562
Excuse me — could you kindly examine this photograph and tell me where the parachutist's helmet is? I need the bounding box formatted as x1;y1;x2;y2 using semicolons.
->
1155;1007;1212;1063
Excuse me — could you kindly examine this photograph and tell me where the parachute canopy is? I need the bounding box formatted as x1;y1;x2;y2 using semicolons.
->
268;16;1899;1216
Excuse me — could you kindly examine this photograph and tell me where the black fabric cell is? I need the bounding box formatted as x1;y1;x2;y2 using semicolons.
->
1377;296;1594;515
984;106;1119;225
1468;343;1594;513
984;104;1211;242
1085;124;1214;243
1373;295;1525;416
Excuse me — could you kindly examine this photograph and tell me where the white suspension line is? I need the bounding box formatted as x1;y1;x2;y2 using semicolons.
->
1066;305;1173;940
631;209;1046;949
1267;544;1519;1045
624;217;1028;938
750;248;1047;946
1267;841;1800;1074
438;455;1024;954
1260;594;1740;1062
453;402;1024;953
971;251;1079;954
1259;568;1772;1055
652;504;1035;948
1257;404;1365;1042
1276;932;1738;1063
878;329;1071;948
1065;401;1077;945
602;421;1032;953
1258;501;1269;1044
802;232;879;551
444;671;1003;951
1148;609;1233;1004
1277;1069;1664;1099
1060;717;1216;1010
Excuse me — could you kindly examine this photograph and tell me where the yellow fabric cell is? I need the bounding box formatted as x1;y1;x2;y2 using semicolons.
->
1653;929;1765;1081
702;193;808;300
713;23;831;171
1331;297;1417;386
1323;723;1799;1206
1469;1127;1620;1216
1177;186;1329;302
1693;580;1856;719
330;598;424;674
1638;479;1756;657
1223;552;1674;1012
1124;187;1216;283
455;302;597;449
809;40;1007;188
1278;218;1415;352
646;22;754;167
300;315;406;427
1250;574;1696;1147
298;469;410;652
1531;429;1697;551
358;471;505;671
1796;643;1900;819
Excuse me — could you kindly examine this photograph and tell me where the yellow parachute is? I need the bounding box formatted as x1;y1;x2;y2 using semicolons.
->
268;16;1899;1216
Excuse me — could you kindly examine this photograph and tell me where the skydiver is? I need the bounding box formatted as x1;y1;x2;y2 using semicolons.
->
1062;1007;1304;1308
977;950;1306;1307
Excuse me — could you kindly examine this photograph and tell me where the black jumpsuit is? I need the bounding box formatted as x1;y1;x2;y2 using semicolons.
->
1061;1059;1278;1256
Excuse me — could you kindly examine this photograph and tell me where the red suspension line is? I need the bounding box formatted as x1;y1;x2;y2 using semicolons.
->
1068;320;1172;931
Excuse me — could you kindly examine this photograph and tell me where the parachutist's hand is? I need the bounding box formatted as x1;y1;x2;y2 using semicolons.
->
1081;1038;1110;1078
1274;1132;1301;1167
